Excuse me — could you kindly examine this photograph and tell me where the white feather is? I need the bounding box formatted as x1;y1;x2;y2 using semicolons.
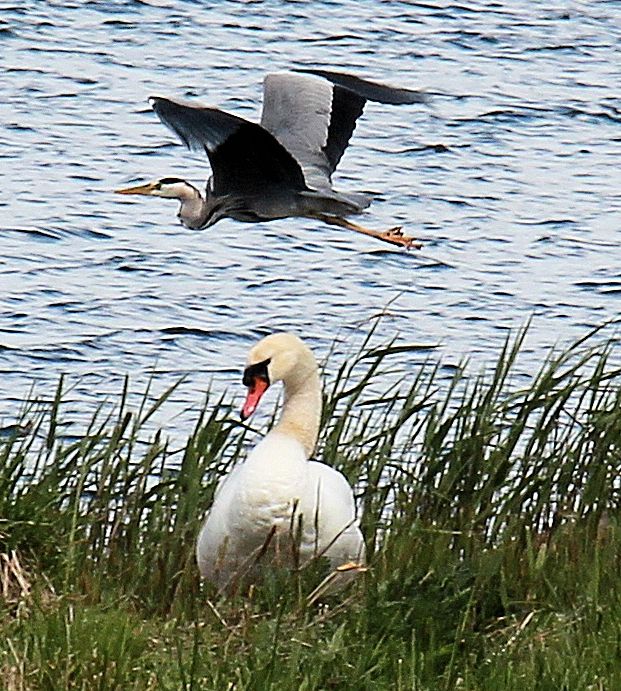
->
196;334;366;591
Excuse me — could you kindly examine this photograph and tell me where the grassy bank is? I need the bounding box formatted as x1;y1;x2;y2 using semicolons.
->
1;325;620;690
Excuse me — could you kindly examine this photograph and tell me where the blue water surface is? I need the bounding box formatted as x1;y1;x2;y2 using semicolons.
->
1;0;620;437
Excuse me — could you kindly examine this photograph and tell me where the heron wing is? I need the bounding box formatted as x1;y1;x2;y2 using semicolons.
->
293;70;428;175
294;69;429;106
149;96;307;196
261;72;368;190
261;71;426;189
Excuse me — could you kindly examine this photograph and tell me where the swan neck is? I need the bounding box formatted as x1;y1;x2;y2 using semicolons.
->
274;371;322;458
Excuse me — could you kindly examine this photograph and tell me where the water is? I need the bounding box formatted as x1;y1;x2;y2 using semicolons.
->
1;1;620;437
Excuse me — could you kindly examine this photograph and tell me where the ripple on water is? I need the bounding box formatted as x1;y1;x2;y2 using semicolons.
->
1;0;621;437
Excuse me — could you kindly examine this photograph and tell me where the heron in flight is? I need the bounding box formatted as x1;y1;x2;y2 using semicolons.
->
116;69;427;249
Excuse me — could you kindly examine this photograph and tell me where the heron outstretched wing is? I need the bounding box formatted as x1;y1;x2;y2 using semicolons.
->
260;71;426;191
295;69;429;106
260;72;365;191
149;96;306;196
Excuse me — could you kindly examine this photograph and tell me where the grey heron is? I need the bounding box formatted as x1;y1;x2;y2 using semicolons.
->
116;69;427;249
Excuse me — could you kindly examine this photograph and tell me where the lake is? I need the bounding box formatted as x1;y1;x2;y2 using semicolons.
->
1;0;620;437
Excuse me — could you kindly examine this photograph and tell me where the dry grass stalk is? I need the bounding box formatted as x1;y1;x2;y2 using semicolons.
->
0;551;31;606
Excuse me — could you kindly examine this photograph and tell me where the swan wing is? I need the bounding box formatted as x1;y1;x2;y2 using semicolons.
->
196;432;309;584
302;461;366;566
195;463;244;583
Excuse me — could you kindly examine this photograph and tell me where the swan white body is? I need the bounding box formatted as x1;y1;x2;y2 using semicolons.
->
196;333;365;590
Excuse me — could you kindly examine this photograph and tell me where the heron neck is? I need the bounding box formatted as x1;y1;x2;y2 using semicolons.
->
177;188;208;229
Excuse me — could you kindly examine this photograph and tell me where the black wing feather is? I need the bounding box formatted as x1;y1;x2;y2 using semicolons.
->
149;96;307;196
323;85;365;175
292;69;427;175
295;69;429;105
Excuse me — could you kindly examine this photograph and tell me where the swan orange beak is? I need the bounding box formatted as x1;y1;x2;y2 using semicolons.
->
241;378;269;420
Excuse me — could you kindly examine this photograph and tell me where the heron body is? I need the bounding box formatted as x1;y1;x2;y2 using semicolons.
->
117;70;427;249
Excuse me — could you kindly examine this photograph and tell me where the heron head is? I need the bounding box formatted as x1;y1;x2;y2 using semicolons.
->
115;177;199;200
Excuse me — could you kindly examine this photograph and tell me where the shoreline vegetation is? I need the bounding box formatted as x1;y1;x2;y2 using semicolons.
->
1;323;620;689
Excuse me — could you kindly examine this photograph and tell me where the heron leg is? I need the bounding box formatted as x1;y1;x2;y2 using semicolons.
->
311;214;422;250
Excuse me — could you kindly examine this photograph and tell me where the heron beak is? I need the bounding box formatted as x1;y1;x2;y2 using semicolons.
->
115;182;158;195
241;377;269;420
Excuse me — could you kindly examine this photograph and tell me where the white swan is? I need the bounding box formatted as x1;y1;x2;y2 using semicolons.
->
196;333;366;590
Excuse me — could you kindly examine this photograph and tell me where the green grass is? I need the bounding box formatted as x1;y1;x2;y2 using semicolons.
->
1;323;620;690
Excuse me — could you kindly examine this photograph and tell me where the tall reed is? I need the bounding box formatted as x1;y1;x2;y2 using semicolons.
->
1;323;619;689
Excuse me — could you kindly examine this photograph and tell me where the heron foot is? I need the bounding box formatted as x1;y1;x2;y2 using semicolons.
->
312;214;423;250
380;226;422;250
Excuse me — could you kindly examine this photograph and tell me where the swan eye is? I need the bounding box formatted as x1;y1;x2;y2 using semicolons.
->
242;358;271;387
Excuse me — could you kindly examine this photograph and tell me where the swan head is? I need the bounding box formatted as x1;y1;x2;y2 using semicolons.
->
241;333;317;420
